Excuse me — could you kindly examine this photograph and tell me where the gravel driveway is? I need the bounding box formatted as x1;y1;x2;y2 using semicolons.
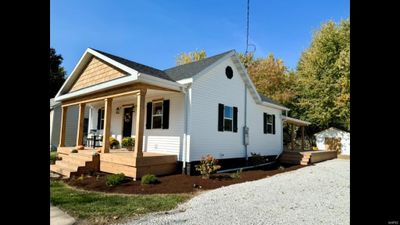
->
121;159;349;225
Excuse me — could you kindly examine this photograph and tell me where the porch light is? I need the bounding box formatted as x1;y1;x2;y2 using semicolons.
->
116;107;120;114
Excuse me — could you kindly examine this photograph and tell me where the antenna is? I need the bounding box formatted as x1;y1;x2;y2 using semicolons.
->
245;0;250;55
245;0;256;55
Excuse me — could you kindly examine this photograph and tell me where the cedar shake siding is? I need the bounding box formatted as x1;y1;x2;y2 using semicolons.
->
69;57;127;92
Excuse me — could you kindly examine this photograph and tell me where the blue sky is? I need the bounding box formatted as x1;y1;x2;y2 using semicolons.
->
51;0;349;76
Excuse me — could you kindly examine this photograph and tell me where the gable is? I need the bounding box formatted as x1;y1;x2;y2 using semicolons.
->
68;56;127;93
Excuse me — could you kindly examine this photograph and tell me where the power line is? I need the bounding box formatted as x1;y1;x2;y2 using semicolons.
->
245;0;250;55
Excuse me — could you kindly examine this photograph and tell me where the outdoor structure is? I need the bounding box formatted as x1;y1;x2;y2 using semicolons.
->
315;127;350;155
50;48;308;179
50;98;89;150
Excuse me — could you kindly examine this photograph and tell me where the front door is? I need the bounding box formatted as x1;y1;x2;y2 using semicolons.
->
122;107;133;137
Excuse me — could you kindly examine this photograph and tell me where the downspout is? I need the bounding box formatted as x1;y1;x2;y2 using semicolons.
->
182;84;191;174
244;83;248;162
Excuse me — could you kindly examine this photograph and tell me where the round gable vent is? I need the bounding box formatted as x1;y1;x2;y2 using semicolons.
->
225;66;233;79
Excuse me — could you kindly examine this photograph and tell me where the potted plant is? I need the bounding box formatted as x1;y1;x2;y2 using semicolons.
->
121;137;135;151
109;137;119;149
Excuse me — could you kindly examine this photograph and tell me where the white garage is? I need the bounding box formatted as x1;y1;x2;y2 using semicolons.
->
314;127;350;155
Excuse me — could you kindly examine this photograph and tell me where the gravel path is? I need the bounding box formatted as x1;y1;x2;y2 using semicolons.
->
121;159;349;225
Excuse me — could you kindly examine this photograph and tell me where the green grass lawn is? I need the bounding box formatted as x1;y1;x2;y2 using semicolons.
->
50;181;191;223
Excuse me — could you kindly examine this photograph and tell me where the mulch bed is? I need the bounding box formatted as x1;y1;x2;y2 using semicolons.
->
62;164;306;195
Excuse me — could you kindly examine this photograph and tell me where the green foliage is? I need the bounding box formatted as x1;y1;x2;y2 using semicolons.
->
250;152;265;165
230;168;243;179
293;19;350;131
49;48;66;98
50;181;190;221
176;49;207;65
141;174;160;185
109;137;119;148
195;154;221;179
50;151;57;164
105;173;126;186
77;174;85;181
121;137;135;148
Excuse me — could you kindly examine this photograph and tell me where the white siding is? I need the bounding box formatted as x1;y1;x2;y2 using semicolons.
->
144;93;185;160
88;93;185;160
188;57;283;161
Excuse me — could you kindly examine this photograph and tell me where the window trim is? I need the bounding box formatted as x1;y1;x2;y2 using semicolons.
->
152;101;163;129
223;105;233;132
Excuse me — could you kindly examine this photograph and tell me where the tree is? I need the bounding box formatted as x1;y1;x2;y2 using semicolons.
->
49;48;66;98
176;49;207;65
238;52;297;106
293;19;350;131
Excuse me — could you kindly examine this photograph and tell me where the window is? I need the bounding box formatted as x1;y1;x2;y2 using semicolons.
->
224;106;233;131
225;66;233;79
97;108;105;130
266;114;273;134
152;101;163;129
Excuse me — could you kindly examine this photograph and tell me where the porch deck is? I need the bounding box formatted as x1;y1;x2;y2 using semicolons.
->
279;150;337;165
54;147;177;179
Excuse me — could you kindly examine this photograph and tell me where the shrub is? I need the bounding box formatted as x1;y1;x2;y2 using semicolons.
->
230;168;243;179
141;174;160;185
250;152;265;165
106;173;126;186
109;137;119;149
122;137;135;150
195;154;221;179
312;146;319;151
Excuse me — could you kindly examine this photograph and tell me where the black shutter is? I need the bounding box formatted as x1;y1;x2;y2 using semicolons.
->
162;100;170;129
218;103;224;131
263;113;267;134
233;107;238;132
146;102;152;129
272;114;276;134
97;109;101;130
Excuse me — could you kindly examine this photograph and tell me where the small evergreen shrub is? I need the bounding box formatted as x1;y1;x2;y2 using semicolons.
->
106;173;126;186
195;154;221;179
250;152;265;165
141;174;160;185
230;168;243;179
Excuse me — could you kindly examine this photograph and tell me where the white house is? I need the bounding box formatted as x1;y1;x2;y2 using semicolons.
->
52;48;301;178
50;98;89;150
315;127;350;155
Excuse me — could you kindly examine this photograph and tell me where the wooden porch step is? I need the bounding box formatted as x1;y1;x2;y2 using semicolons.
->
55;160;84;170
50;164;77;177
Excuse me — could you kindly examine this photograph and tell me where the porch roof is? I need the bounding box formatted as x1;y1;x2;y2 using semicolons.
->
282;116;311;126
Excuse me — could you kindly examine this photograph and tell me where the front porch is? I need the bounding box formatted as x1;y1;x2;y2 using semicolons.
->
52;82;180;179
55;147;177;179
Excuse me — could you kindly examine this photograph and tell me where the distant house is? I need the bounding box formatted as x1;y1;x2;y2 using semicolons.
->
314;127;350;155
50;98;89;150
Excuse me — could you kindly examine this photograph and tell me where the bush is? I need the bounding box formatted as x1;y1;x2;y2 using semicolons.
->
230;168;243;179
109;137;119;149
106;173;126;186
121;137;135;149
50;151;57;164
195;154;221;179
141;174;160;185
250;152;265;165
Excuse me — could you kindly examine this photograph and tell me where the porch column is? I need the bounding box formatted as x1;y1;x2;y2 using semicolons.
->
59;106;68;147
134;88;146;158
290;124;295;151
76;103;86;147
101;98;113;153
301;126;305;151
